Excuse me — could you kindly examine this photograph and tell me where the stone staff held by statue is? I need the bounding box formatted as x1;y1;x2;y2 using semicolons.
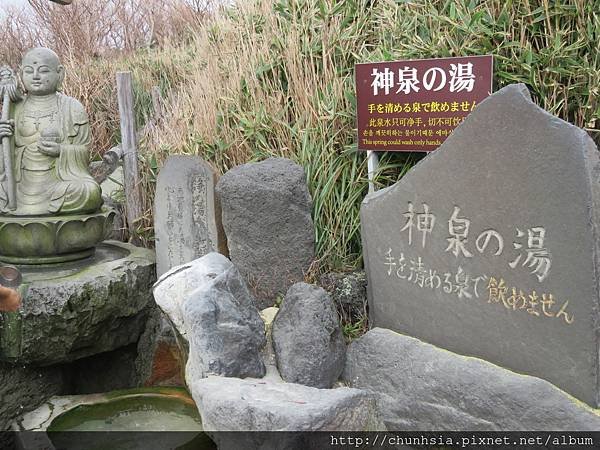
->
0;67;21;211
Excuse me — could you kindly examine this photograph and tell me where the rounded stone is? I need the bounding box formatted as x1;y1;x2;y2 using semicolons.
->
272;282;346;388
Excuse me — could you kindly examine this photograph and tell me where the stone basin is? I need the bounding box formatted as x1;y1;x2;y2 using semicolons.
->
0;207;116;265
13;387;216;450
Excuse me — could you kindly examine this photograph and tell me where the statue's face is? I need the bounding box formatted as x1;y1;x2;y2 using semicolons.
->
21;49;63;96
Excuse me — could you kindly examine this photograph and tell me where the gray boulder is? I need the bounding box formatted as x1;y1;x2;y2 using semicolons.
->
344;328;600;431
154;252;266;381
154;252;233;340
190;376;384;449
0;242;156;366
272;283;345;388
0;363;63;431
216;158;315;309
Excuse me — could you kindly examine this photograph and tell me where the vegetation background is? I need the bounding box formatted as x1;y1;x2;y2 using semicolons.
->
0;0;599;274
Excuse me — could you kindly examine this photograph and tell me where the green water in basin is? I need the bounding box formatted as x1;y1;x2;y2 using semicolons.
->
47;387;216;450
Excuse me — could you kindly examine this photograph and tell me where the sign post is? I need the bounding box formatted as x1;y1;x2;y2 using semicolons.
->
367;150;378;194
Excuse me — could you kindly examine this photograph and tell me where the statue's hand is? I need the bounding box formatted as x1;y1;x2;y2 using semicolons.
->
0;119;14;139
38;140;61;157
0;285;21;312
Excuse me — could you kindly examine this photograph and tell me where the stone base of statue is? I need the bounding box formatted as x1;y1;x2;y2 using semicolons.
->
0;207;116;265
0;241;156;365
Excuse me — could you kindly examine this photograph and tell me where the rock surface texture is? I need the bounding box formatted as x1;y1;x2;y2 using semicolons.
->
154;252;265;381
344;328;600;431
0;242;156;366
190;376;384;448
320;270;367;322
135;308;185;387
154;156;227;277
216;158;315;309
154;253;232;340
0;363;63;431
272;282;345;388
361;83;600;407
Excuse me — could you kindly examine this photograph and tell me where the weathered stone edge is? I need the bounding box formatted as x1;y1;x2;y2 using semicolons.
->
345;327;600;418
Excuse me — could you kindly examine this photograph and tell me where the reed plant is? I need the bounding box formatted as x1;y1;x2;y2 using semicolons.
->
141;0;599;271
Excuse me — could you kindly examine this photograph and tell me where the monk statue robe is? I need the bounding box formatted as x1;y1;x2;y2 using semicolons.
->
0;48;102;216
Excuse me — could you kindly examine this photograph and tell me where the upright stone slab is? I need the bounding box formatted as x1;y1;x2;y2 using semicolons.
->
361;84;600;407
216;158;315;309
155;156;227;276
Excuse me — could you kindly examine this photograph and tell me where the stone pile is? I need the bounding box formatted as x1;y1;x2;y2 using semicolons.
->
152;84;600;440
153;252;383;449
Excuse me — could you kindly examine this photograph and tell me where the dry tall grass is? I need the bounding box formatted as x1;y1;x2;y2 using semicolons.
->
0;0;210;64
143;0;600;269
0;0;211;156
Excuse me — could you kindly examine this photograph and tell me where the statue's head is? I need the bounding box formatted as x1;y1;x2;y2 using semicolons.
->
20;48;64;96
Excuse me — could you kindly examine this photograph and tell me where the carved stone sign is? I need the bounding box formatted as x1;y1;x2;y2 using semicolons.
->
361;84;600;407
155;156;226;276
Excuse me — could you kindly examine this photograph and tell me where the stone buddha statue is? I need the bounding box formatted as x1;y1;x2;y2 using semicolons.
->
0;47;102;216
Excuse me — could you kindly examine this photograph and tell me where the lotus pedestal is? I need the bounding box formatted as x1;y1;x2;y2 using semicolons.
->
0;208;115;265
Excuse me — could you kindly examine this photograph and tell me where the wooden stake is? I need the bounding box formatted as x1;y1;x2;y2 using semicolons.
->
116;71;143;245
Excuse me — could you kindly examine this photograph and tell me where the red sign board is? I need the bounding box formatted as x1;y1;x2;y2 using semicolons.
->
356;55;493;152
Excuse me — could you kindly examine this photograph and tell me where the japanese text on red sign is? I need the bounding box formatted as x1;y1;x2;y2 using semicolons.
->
356;55;493;152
